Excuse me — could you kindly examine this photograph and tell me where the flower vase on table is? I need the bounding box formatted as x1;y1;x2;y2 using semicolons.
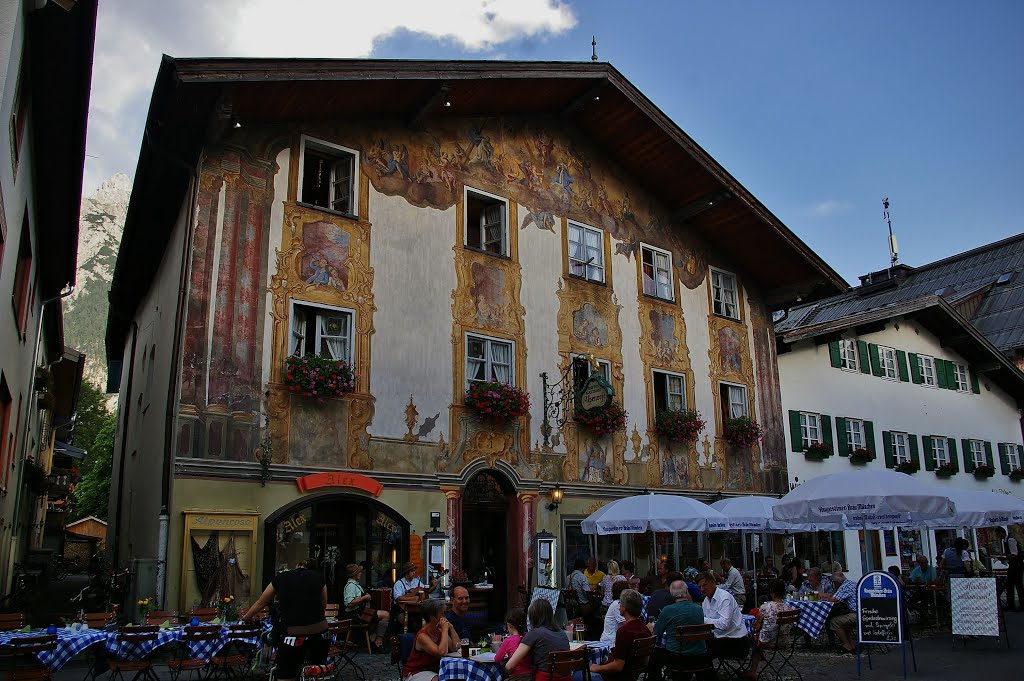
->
219;595;239;622
136;597;154;625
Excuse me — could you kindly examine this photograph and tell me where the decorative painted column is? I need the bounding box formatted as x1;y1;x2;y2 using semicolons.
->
443;487;463;574
518;492;537;591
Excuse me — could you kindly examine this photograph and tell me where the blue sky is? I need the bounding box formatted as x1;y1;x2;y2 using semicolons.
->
87;1;1023;285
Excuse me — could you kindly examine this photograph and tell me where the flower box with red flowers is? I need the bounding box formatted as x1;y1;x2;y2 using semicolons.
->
804;441;831;460
973;464;996;479
464;381;530;423
575;402;627;437
723;416;763;448
894;460;919;474
654;409;706;443
285;354;356;400
849;448;874;464
1009;468;1024;482
934;462;957;478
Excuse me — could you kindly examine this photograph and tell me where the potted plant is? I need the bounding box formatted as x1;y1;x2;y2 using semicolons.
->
723;416;763;448
804;441;831;461
894;460;919;474
575;402;627;436
934;462;956;478
284;354;356;400
22;460;49;496
1009;468;1024;482
850;448;874;464
973;463;996;479
654;409;706;443
464;380;530;423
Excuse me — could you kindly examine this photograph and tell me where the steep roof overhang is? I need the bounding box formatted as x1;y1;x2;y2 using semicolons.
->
106;57;847;365
777;294;1024;407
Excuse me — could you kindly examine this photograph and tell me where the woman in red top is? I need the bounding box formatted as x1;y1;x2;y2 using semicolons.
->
403;599;456;681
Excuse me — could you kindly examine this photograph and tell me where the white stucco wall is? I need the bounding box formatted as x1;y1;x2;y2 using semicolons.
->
779;315;1024;577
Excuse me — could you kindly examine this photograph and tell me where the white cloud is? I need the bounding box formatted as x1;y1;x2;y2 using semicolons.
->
806;199;848;218
82;0;577;193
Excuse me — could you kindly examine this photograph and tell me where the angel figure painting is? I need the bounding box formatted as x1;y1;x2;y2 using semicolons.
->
302;221;350;290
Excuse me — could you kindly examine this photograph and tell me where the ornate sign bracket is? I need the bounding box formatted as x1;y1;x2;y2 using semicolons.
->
540;354;612;448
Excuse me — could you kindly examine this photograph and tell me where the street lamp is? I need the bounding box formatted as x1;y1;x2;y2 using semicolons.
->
547;483;563;512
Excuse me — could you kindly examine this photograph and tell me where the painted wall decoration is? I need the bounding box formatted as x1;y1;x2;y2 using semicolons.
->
648;309;678;364
302;221;350;289
288;398;348;467
718;327;744;375
572;303;608;347
469;262;510;329
748;292;787;480
579;441;609;483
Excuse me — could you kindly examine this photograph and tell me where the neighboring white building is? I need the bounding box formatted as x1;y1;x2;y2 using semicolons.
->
776;242;1024;581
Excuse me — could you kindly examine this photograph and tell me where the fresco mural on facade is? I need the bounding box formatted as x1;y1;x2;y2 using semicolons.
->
572;303;608;347
469;262;509;330
718;327;744;375
579;440;609;483
302;221;350;290
288;398;348;467
649;309;678;364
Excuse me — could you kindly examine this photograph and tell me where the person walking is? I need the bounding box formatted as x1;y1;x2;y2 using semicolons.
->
1006;534;1023;611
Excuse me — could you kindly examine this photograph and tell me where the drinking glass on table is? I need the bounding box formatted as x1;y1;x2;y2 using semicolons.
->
573;623;585;643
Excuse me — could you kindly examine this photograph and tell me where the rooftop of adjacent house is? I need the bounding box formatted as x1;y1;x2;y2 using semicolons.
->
777;232;1024;353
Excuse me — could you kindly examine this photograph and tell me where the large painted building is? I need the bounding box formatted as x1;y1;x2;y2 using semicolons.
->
0;0;95;590
105;58;845;614
777;237;1024;579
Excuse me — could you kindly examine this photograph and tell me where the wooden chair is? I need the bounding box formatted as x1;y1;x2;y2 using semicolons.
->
757;610;802;681
209;623;262;681
167;625;220;681
0;633;56;681
324;604;340;620
81;612;115;629
664;624;714;681
623;634;657;681
329;620;363;681
144;610;179;626
185;608;219;623
345;617;373;656
545;647;589;681
0;614;26;631
107;626;161;681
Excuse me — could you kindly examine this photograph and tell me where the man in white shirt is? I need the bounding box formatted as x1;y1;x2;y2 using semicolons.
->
698;571;750;662
718;558;746;608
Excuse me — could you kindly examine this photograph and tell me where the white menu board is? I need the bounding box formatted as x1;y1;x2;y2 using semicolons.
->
950;577;999;637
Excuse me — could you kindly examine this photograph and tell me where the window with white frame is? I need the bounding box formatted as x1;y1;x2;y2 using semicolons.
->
299;136;357;215
799;412;822;448
290;301;353;362
931;437;950;467
846;418;865;450
970;440;986;468
953;363;970;392
573;354;611;395
918;354;936;386
840;339;858;371
880;346;898;380
1007;444;1022;471
653;370;686;413
568;222;605;283
641;244;673;300
711;268;740;320
891;432;911;464
720;383;748;419
466;334;513;385
465;189;508;256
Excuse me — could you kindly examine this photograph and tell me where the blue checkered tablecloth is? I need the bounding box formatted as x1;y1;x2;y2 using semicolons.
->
0;628;108;671
438;643;610;681
783;599;834;639
104;625;264;661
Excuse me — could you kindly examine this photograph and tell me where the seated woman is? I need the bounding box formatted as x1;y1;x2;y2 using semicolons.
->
599;580;628;646
504;599;570;681
495;608;533;677
403;599;458;681
342;563;390;649
741;578;789;680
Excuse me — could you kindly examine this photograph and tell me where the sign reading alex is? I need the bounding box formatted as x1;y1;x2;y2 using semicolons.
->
577;375;614;411
296;471;383;496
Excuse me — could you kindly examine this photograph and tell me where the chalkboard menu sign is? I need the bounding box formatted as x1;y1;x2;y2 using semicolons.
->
857;571;903;644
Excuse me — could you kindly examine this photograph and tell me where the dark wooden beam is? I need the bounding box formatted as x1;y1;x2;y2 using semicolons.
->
407;80;449;129
673;188;733;223
559;78;606;118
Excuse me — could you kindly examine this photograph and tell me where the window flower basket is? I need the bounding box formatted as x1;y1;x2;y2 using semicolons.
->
973;464;996;479
1009;468;1024;482
575;402;627;436
723;416;762;448
850;448;874;464
654;409;706;443
934;462;956;478
284;354;356;400
804;441;831;461
894;460;919;474
23;460;49;496
464;381;530;423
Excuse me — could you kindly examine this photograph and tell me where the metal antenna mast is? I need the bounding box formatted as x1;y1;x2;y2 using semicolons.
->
591;36;598;62
883;196;899;267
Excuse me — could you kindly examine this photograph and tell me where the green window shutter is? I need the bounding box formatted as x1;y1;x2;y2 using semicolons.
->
828;341;842;368
896;350;910;382
969;367;981;394
984;441;995;468
857;341;871;374
883;431;895;468
789;410;804;452
908;434;921;469
999;444;1011;475
836;418;849;456
922;436;935;471
864;421;876;455
869;344;883;377
962;439;975;473
908;353;923;384
944;361;958;390
948;438;959;472
935;360;948;389
821;414;834;456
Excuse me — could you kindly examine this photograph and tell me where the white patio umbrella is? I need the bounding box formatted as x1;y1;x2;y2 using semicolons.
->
711;496;785;531
581;493;728;534
919;489;1024;528
772;469;957;527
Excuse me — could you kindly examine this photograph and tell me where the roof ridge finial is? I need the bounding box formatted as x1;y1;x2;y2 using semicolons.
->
591;36;598;62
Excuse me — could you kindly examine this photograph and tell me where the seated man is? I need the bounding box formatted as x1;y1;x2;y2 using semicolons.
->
718;558;747;609
823;571;858;653
758;557;779;579
650;580;713;681
581;589;650;681
908;555;937;585
797;567;833;597
445;586;472;641
393;561;437;630
698;571;750;663
646;571;684;621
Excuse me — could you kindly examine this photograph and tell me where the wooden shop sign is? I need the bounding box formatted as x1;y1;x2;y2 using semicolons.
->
295;471;383;496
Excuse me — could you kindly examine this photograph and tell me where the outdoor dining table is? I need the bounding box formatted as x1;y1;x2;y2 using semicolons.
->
438;642;611;681
0;627;109;670
782;599;835;639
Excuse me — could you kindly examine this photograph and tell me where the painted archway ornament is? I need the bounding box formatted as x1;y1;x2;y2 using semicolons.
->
295;471;384;496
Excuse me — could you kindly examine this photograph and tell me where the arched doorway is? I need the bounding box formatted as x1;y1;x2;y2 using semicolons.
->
461;469;515;620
